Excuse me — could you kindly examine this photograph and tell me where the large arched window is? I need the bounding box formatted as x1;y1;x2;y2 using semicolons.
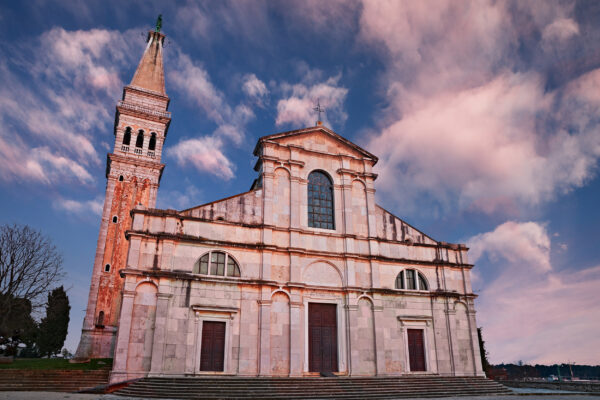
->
193;251;241;277
148;132;157;151
122;127;131;145
396;269;429;291
308;170;334;229
135;130;144;148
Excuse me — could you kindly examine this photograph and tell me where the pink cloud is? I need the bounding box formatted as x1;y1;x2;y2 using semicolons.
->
542;18;579;48
169;53;255;146
242;73;269;107
358;0;600;215
276;74;348;128
53;197;103;216
469;221;551;273
0;134;93;185
167;136;235;180
468;221;600;364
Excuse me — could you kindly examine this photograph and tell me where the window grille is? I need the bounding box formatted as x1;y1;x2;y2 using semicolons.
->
308;171;334;230
396;269;429;291
194;251;240;277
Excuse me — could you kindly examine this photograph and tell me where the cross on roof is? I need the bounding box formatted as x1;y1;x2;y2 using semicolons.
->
313;99;325;124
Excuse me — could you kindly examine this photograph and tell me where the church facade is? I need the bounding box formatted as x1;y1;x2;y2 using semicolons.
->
74;27;484;383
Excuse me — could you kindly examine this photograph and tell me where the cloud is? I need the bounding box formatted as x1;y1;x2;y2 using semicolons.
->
168;52;260;178
167;136;235;180
275;74;348;128
157;184;203;210
358;0;600;215
469;221;551;274
0;134;93;184
242;73;269;107
170;53;229;125
174;1;270;46
542;18;579;48
468;221;600;364
0;27;139;186
53;197;103;216
169;53;255;149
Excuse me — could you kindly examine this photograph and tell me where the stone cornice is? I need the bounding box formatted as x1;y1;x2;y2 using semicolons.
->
127;209;467;254
119;268;478;298
123;229;474;269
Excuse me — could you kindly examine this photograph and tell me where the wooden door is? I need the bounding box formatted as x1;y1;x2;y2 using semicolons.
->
200;321;226;371
309;303;338;372
407;329;426;371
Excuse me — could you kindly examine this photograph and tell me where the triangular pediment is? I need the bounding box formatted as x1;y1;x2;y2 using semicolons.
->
254;126;378;162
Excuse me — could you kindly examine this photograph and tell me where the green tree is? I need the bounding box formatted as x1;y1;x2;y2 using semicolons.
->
477;327;491;375
37;286;70;357
0;294;37;355
0;224;64;348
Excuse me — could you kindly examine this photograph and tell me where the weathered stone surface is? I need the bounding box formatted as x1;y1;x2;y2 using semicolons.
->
74;28;483;383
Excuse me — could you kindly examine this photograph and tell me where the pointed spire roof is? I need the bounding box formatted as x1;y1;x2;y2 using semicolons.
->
130;30;166;96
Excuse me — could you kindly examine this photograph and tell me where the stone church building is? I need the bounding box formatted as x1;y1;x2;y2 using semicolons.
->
74;27;484;383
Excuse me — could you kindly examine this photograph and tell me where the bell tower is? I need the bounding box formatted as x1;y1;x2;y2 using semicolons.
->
74;24;171;360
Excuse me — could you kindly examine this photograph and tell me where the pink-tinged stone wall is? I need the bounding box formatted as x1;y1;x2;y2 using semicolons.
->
109;126;484;382
270;292;290;375
127;282;157;372
181;190;263;224
350;298;376;375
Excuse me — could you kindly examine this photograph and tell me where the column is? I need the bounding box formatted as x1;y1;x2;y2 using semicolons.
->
149;292;171;375
110;290;135;383
289;298;303;376
258;297;271;375
372;296;386;375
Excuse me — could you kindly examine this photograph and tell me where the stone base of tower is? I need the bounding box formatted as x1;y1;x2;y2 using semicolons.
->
72;326;117;361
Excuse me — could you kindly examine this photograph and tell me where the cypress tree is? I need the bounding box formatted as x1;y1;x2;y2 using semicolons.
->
37;286;70;357
477;327;491;375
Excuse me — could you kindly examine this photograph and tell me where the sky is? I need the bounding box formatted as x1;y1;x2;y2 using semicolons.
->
0;0;599;365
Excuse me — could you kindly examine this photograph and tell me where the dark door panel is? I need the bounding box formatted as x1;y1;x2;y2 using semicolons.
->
308;303;338;373
200;321;226;372
407;329;426;371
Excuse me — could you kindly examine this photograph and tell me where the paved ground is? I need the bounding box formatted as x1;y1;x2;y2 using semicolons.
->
0;390;599;400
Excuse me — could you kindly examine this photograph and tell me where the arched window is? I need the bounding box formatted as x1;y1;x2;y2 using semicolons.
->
396;269;429;291
148;132;157;151
135;130;144;148
123;127;131;145
193;251;241;277
308;170;334;229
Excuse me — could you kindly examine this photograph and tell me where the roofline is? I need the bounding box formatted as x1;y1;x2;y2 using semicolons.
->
253;125;378;163
179;189;261;213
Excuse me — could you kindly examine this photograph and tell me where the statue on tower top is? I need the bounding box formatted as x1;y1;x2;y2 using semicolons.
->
155;14;163;33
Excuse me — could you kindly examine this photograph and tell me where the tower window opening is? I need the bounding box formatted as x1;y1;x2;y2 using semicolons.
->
148;132;157;151
112;216;118;223
96;311;105;327
135;130;144;148
123;127;131;145
104;264;111;272
119;175;124;181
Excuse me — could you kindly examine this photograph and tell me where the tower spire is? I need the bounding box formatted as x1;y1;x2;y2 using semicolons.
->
73;17;171;362
130;18;166;95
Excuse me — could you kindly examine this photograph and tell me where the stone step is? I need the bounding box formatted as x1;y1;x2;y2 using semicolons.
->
0;369;110;393
117;388;510;395
125;383;506;391
113;376;512;399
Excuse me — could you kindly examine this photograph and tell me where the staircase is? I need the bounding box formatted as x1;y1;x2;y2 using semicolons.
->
113;375;513;399
0;369;110;392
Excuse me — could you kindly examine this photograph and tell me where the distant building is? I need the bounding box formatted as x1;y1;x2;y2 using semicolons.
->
74;27;484;383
